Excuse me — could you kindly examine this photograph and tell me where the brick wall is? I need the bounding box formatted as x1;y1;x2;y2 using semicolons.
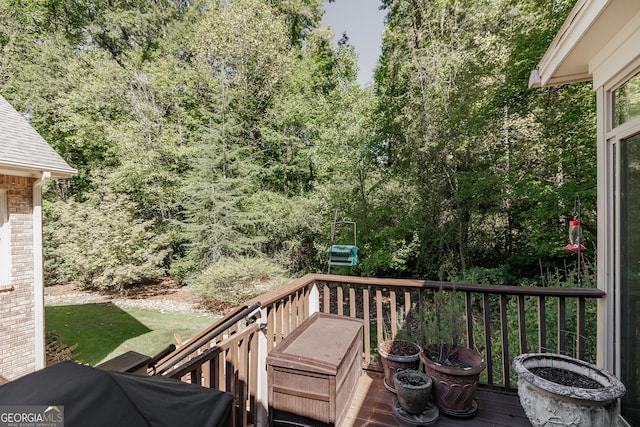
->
0;174;36;380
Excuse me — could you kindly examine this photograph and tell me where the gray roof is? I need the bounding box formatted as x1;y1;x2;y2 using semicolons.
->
0;94;77;178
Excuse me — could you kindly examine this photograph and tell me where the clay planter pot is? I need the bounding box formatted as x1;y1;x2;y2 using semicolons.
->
378;340;421;393
420;346;486;417
393;369;432;415
513;353;626;427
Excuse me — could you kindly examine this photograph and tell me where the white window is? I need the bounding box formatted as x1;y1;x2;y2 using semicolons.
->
0;190;8;285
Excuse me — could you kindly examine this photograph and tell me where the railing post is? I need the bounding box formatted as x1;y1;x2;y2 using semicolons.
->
309;282;320;316
255;307;269;427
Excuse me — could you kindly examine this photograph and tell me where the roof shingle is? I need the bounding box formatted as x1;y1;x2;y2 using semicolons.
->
0;94;77;178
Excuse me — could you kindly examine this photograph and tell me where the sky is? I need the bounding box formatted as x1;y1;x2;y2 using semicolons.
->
321;0;387;86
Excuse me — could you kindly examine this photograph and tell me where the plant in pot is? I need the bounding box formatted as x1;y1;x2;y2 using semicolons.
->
391;368;440;425
417;287;486;418
393;369;432;414
377;316;421;394
513;352;626;427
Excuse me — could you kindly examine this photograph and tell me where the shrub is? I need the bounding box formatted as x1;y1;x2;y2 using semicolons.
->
190;256;290;311
45;188;171;291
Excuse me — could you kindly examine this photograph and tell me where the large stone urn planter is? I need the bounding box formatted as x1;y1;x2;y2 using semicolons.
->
513;353;626;427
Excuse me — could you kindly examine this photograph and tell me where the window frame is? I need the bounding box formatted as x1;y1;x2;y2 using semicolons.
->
603;61;640;427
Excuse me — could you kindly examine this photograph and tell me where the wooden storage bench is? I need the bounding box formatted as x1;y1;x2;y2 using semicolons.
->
267;312;363;427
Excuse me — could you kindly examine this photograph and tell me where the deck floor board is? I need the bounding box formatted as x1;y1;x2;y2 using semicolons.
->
343;371;532;426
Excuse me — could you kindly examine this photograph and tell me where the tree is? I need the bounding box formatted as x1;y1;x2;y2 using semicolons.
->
176;92;265;274
190;0;294;142
374;0;594;279
46;187;171;291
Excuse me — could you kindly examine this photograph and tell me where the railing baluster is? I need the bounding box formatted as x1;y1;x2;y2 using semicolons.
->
363;287;371;366
217;354;226;391
376;288;383;347
404;289;411;318
390;288;398;338
337;284;344;316
248;331;258;426
276;301;284;344
238;336;248;427
202;358;211;388
577;297;586;359
558;296;566;355
299;287;306;323
284;295;291;336
297;287;303;321
518;295;527;354
500;294;510;389
350;286;356;318
266;307;275;351
296;287;309;328
483;293;493;385
323;284;331;314
291;291;299;329
210;355;219;390
539;295;547;352
190;366;201;385
225;346;234;396
465;291;474;350
307;284;313;318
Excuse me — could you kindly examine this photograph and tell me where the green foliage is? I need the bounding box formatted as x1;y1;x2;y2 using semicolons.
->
45;187;171;291
268;0;324;47
3;0;599;287
372;0;595;279
360;230;421;277
414;290;468;365
473;258;598;385
457;266;521;286
191;0;293;130
190;256;290;308
243;191;326;272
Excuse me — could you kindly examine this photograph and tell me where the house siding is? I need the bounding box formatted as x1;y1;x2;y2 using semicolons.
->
0;174;36;380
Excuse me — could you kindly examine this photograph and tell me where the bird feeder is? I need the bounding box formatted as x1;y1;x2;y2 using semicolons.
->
327;245;359;267
565;219;586;252
327;210;359;273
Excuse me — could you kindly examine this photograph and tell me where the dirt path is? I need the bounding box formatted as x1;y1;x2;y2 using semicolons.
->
44;281;213;316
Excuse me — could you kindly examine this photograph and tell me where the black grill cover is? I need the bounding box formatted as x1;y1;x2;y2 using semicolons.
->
0;361;233;427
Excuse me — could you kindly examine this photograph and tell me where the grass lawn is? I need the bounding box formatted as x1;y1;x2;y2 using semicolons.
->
45;303;216;366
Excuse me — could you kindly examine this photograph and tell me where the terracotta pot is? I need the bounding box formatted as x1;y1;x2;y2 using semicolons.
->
420;346;485;417
393;369;432;415
513;353;626;427
378;340;421;393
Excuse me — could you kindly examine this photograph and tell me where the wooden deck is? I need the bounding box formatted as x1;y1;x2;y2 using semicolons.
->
343;371;532;427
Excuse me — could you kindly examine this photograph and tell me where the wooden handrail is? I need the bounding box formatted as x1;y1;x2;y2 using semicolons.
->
153;302;261;375
147;344;176;372
167;323;260;380
307;273;605;297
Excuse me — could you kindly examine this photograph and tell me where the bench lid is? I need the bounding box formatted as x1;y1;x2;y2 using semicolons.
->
267;312;363;374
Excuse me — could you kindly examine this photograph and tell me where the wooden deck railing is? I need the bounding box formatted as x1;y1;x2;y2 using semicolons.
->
150;273;605;427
